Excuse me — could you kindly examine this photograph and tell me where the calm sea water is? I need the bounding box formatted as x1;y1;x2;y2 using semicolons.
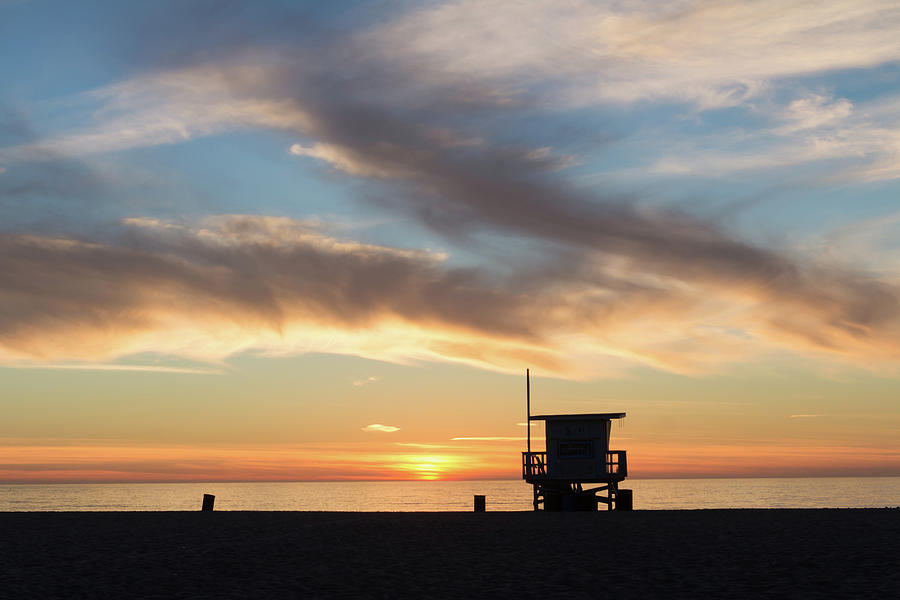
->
2;477;898;511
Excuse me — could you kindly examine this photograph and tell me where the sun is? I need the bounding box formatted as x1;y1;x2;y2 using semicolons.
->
394;454;456;480
414;462;440;480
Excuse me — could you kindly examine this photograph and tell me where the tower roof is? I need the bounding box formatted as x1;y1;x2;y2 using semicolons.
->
529;412;625;421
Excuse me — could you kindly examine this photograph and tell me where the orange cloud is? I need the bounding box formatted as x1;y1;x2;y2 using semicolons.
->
3;215;900;379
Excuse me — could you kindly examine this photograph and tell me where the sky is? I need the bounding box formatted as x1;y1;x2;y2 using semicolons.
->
2;0;900;483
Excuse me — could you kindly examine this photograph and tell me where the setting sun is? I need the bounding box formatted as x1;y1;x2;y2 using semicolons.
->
390;455;458;481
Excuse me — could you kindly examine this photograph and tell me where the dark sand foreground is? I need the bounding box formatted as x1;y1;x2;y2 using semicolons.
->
2;509;898;599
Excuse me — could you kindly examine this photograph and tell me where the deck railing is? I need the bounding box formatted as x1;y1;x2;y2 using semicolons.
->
522;451;547;478
606;450;627;478
522;450;628;479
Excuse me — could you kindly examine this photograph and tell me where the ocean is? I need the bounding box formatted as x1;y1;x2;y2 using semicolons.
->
2;477;898;511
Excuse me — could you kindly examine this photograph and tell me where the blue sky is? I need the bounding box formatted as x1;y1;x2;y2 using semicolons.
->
2;0;899;480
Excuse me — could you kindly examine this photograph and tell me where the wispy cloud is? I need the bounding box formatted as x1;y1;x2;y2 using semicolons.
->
451;437;527;441
369;0;900;109
0;66;311;163
777;93;855;134
819;211;900;276
361;424;400;433
1;363;221;375
352;376;380;387
646;92;900;183
790;414;823;419
394;442;452;449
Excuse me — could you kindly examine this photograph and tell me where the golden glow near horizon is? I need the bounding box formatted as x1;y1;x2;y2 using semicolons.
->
2;355;899;483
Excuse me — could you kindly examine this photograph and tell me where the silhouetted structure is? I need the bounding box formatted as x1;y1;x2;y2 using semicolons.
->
521;370;629;511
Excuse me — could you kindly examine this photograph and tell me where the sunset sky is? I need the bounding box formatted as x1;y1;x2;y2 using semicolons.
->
2;0;900;483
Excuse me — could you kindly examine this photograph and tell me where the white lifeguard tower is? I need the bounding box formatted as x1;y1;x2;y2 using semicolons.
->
521;371;631;511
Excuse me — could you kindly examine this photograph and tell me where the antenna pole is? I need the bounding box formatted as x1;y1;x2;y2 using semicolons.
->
526;368;531;454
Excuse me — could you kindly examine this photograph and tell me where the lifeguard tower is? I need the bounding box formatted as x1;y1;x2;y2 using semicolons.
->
521;371;631;511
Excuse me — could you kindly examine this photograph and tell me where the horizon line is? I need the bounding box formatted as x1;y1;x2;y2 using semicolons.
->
3;474;899;485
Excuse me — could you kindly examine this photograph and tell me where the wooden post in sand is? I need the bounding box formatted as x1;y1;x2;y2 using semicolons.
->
202;494;215;511
474;495;486;512
616;489;633;511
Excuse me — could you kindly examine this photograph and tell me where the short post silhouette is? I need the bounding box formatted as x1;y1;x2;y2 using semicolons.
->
202;494;215;511
474;495;486;512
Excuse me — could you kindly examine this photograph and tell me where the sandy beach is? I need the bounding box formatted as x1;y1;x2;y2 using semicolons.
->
1;509;897;598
